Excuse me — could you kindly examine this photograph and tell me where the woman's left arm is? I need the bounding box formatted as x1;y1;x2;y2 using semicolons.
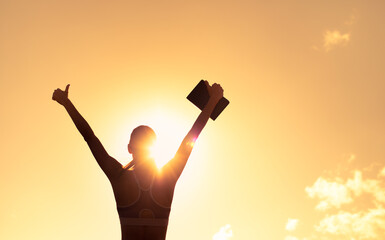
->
162;82;223;181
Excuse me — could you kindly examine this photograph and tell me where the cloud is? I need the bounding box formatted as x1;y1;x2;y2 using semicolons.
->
346;171;385;204
313;12;356;52
213;224;233;240
305;164;385;239
289;157;385;240
305;177;353;210
323;30;350;51
315;208;385;239
286;219;299;231
306;169;385;211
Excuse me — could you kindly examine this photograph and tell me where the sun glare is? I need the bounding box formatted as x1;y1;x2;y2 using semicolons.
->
150;141;174;168
144;109;189;168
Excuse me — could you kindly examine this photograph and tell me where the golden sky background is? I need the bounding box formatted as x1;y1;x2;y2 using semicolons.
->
1;1;385;239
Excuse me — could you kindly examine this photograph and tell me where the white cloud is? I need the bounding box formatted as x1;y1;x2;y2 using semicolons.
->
323;30;350;51
286;219;299;231
314;12;356;52
293;160;385;239
316;208;385;239
305;177;353;210
306;169;385;211
213;224;233;240
345;170;364;196
346;171;385;204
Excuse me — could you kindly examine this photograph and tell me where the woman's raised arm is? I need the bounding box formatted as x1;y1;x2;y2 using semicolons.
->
162;81;224;181
52;84;123;180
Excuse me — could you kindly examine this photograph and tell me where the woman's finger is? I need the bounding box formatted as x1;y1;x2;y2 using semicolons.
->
65;84;70;93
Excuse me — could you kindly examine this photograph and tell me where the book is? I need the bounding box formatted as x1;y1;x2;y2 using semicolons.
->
187;80;229;120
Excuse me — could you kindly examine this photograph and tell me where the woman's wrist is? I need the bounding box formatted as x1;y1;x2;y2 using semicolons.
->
208;95;221;105
61;98;71;107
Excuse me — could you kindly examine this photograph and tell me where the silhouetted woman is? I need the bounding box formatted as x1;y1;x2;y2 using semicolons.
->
52;82;224;240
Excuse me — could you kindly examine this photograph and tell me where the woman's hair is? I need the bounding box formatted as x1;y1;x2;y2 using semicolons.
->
129;125;156;149
124;160;135;170
125;125;156;169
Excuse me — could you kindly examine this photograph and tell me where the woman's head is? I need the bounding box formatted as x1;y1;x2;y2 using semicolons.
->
127;125;156;160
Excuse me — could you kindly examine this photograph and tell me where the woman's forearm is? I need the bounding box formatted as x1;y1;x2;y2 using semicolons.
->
62;99;95;141
190;97;219;136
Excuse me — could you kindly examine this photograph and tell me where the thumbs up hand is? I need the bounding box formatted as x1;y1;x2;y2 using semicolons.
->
52;84;70;105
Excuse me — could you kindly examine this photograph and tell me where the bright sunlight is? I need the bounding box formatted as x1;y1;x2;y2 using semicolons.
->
145;108;189;168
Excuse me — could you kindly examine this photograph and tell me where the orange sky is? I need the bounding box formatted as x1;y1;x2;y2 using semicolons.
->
1;1;385;239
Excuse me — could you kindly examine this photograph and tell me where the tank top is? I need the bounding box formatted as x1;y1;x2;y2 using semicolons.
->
117;171;171;226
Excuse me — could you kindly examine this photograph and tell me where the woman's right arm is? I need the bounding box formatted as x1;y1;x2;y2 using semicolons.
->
52;85;123;180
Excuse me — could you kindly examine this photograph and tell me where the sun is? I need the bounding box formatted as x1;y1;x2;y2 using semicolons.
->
149;140;175;168
111;104;191;169
143;108;189;169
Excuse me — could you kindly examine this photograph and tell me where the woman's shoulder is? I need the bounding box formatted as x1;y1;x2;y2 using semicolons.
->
110;167;136;185
153;170;177;189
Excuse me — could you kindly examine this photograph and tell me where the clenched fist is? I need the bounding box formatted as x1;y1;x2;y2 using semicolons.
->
52;84;70;105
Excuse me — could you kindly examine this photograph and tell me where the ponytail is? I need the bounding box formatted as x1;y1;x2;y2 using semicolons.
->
125;160;135;170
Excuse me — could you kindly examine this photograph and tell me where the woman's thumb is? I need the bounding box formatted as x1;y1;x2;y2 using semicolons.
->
65;84;70;93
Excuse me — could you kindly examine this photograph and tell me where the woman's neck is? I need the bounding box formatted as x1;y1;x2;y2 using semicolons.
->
133;162;157;189
133;158;156;174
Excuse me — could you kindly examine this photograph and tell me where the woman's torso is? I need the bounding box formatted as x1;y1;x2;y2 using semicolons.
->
110;169;176;240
